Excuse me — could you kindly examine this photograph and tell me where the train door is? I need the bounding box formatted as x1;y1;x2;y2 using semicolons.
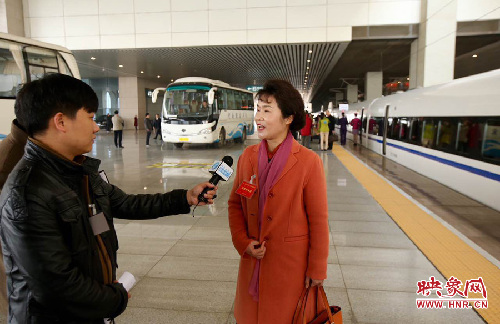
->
360;108;364;145
383;105;390;155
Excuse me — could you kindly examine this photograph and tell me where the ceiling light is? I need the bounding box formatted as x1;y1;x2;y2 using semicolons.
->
157;75;161;78
407;77;409;80
91;57;96;60
307;67;309;69
307;59;310;62
170;79;174;82
472;54;478;58
140;71;144;74
118;64;123;68
309;50;312;53
306;71;308;74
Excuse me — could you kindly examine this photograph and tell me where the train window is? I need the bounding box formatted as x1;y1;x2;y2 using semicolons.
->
388;117;401;139
399;118;410;141
421;118;437;148
482;118;500;162
409;118;422;145
437;118;457;152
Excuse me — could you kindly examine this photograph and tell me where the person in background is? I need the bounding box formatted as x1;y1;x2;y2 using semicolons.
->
153;114;162;141
326;110;336;150
228;79;329;324
106;113;112;133
144;113;153;147
300;112;313;149
0;119;28;321
350;112;361;146
0;74;218;323
338;112;348;145
112;110;124;148
133;115;138;132
318;112;330;151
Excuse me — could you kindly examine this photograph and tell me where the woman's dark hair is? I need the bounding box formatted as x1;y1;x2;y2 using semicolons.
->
256;79;305;132
15;73;98;137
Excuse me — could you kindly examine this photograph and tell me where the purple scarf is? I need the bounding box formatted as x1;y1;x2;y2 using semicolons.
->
249;132;293;301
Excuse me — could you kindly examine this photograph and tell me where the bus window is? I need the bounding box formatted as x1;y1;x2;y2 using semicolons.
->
25;46;59;81
217;89;227;110
57;54;73;77
234;91;242;110
247;93;254;109
482;118;500;162
227;90;235;110
0;40;22;98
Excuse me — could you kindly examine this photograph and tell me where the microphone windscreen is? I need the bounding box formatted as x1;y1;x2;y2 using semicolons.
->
222;155;233;167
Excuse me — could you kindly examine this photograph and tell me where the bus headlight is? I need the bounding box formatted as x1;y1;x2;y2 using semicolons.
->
199;128;212;135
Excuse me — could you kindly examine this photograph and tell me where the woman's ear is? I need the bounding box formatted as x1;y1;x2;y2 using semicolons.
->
285;115;294;125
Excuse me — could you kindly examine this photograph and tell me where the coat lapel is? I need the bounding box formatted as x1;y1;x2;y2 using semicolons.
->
271;139;300;189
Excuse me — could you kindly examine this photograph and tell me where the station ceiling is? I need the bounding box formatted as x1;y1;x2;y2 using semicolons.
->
73;35;500;112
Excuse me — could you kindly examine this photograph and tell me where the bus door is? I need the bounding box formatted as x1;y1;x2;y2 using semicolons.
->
383;105;390;155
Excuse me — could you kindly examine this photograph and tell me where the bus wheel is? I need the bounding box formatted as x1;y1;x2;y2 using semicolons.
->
174;143;184;148
218;129;226;147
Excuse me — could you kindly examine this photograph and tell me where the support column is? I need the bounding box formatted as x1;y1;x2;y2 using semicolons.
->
364;72;383;102
118;77;141;130
346;84;358;104
409;39;418;89
0;0;24;36
335;92;343;107
416;0;457;87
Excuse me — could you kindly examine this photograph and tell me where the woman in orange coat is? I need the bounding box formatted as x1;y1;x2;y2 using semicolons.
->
228;79;329;324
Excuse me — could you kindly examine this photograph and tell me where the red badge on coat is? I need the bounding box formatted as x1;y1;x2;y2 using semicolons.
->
236;181;257;199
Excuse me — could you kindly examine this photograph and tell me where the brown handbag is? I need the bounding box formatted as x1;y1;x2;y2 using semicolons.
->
292;286;343;324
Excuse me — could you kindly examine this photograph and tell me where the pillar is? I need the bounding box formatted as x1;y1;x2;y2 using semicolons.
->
0;0;24;36
409;40;418;89
364;72;383;102
416;0;457;87
118;77;141;130
346;84;358;104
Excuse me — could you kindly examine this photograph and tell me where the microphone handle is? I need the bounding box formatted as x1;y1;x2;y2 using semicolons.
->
197;174;221;203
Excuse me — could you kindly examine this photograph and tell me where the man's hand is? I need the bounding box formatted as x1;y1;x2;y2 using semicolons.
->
186;182;217;206
245;241;266;259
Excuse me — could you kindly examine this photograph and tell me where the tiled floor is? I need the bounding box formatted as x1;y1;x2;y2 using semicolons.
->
84;131;489;322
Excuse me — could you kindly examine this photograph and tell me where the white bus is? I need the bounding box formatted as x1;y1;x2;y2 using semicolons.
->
154;77;255;148
0;32;80;139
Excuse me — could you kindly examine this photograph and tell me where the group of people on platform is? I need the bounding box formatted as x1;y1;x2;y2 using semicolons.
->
0;75;333;324
104;111;163;148
299;110;362;150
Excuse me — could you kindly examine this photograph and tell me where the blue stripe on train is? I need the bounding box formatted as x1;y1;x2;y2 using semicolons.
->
367;136;500;182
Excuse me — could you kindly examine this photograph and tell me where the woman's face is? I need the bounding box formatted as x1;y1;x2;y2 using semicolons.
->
255;95;292;142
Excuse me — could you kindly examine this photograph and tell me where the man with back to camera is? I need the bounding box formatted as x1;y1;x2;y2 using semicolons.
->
338;111;348;145
350;112;361;146
0;74;218;323
111;110;124;148
144;112;153;147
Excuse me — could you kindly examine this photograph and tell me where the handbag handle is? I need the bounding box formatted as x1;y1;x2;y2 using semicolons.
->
300;286;335;324
292;287;309;324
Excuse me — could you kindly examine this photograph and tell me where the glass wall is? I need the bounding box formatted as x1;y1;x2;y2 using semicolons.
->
82;78;119;127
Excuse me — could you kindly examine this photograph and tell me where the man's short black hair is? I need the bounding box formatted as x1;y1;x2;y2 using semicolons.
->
114;110;119;114
145;113;150;117
15;74;98;137
256;79;305;132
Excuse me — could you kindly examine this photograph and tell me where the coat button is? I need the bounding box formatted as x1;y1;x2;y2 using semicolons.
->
263;236;270;241
268;192;274;198
251;236;257;240
267;216;272;221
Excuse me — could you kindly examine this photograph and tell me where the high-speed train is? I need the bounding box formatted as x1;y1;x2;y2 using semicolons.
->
340;69;500;211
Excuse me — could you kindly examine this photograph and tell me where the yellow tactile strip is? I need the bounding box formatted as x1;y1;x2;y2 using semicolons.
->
331;145;499;323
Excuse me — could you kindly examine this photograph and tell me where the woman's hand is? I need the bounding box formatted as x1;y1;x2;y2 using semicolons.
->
245;241;266;259
305;276;324;288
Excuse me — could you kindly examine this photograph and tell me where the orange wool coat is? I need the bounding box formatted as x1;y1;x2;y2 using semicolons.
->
228;139;329;324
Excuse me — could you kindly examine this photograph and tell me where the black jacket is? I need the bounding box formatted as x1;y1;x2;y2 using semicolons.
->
0;140;191;323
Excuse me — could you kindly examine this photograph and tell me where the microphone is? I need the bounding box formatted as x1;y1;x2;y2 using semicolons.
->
198;155;234;203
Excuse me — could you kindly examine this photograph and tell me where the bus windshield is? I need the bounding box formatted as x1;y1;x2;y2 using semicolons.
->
164;87;212;119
